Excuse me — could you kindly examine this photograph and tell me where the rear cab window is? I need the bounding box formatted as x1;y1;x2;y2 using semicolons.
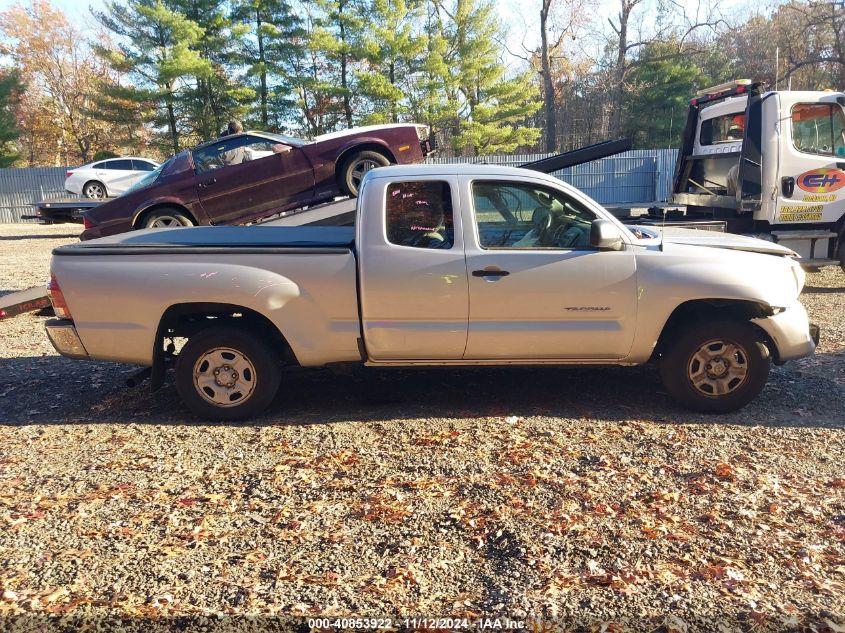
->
385;181;454;249
699;113;745;145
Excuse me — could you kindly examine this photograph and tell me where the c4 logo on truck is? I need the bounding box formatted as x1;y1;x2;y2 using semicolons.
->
797;168;845;193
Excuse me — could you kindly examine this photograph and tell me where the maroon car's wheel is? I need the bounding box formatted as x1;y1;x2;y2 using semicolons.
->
340;151;391;196
141;207;195;229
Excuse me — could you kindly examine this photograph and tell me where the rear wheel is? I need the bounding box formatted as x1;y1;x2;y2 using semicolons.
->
659;320;770;413
175;327;281;420
141;207;195;229
83;181;107;199
340;150;390;196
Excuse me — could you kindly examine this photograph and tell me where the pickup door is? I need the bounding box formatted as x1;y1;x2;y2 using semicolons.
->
358;174;639;362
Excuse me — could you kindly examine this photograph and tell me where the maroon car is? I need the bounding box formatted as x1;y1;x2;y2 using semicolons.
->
80;124;435;240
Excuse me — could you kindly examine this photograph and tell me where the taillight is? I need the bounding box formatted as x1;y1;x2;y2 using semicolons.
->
66;171;73;178
47;273;72;319
83;216;93;229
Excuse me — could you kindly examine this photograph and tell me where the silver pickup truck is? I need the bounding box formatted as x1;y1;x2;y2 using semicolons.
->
45;164;818;420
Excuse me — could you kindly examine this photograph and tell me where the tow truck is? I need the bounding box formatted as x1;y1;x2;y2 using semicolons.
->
637;79;845;270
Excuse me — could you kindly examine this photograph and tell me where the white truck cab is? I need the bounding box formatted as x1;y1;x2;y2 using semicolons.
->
669;80;845;269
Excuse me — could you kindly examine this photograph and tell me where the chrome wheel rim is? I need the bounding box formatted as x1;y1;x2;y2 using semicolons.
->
85;184;104;198
193;347;257;408
687;338;749;398
350;159;380;190
149;215;184;228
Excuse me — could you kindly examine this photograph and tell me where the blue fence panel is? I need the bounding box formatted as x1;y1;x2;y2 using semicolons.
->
426;149;678;206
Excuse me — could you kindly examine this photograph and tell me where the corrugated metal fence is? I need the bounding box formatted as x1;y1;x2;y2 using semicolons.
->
0;167;67;223
0;149;678;223
426;149;678;206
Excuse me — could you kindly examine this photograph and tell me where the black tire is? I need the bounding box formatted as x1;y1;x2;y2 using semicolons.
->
837;229;845;274
141;207;195;229
83;180;107;199
175;326;281;421
659;320;770;413
339;150;391;196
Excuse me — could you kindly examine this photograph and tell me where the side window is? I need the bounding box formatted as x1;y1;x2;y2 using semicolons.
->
110;159;133;170
132;160;156;171
792;103;845;157
700;113;745;145
385;181;454;249
472;181;598;250
99;160;118;170
193;135;275;174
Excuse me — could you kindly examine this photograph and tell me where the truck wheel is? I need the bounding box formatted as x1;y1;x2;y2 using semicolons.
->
83;181;107;199
340;150;390;197
142;208;195;229
175;327;281;421
659;320;770;413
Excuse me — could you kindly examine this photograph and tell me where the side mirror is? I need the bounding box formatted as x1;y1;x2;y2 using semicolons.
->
590;219;625;251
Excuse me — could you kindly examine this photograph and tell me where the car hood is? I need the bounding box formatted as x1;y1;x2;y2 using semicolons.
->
313;123;420;143
641;227;798;258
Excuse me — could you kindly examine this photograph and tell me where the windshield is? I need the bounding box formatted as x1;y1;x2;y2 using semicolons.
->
122;158;172;195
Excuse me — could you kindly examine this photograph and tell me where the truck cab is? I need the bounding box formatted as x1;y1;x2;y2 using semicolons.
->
670;80;845;269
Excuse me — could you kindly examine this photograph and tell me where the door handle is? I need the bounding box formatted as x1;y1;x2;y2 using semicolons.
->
199;177;217;188
781;176;794;198
472;269;510;277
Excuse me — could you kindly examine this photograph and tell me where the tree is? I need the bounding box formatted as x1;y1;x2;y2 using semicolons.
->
168;0;251;140
537;0;585;152
0;70;22;167
0;0;127;165
773;1;845;89
310;0;366;129
626;38;701;148
94;0;213;153
438;0;541;155
232;0;303;130
355;0;425;124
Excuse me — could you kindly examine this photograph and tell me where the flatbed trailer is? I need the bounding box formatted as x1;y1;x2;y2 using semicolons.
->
24;198;105;224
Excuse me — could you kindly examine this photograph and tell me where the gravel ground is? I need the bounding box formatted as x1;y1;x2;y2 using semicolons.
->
1;223;844;632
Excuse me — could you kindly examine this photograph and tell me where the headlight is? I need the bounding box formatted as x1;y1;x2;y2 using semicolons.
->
415;125;430;141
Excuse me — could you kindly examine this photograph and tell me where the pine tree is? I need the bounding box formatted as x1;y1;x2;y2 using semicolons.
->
93;0;213;153
231;0;303;131
439;0;540;155
310;0;366;129
0;70;22;167
167;0;250;140
355;0;425;124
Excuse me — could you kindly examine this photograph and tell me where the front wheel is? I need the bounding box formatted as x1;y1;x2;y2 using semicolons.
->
340;150;390;197
659;320;770;413
175;327;281;420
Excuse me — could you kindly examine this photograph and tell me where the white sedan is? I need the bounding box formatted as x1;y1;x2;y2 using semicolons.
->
65;157;160;199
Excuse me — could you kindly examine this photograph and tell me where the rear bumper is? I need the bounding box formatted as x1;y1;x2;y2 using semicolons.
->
752;302;817;363
45;319;90;360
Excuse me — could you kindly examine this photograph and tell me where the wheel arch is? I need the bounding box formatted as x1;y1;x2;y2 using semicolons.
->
335;142;396;177
133;202;197;229
651;298;778;362
150;302;298;390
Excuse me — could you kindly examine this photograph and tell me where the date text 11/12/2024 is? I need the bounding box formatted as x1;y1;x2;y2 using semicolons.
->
307;616;531;630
